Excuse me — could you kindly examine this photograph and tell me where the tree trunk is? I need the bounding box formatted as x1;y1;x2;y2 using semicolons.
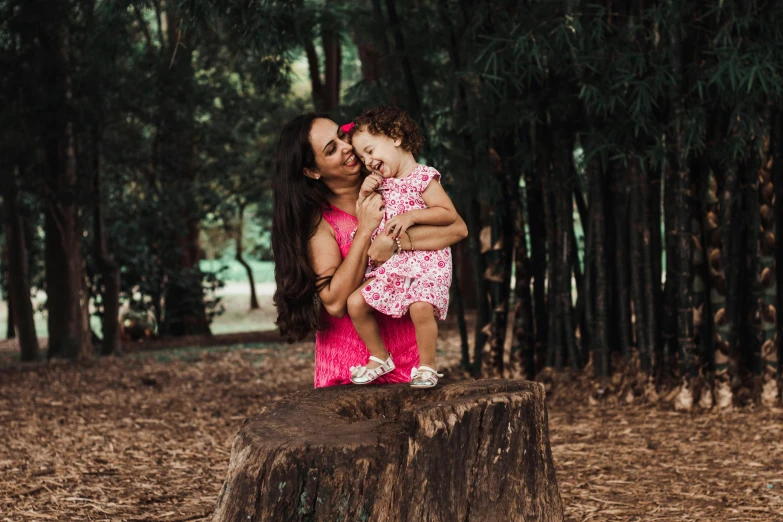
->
485;215;506;376
648;164;664;363
453;241;477;308
773;108;783;392
353;27;383;84
321;24;342;111
758;146;777;405
304;40;326;112
384;0;423;124
669;23;695;395
371;0;392;59
740;149;762;398
212;380;564;522
706;161;733;408
542;159;560;370
612;169;634;359
92;129;121;356
40;12;90;360
629;158;649;369
552;129;578;370
236;204;260;310
2;166;39;361
526;160;548;369
569;208;585;358
161;14;210;337
692;156;713;407
675;154;695;380
451;272;472;371
467;197;490;377
661;163;679;369
588;154;610;376
486;135;519;375
6;289;15;340
641;163;658;373
510;184;535;379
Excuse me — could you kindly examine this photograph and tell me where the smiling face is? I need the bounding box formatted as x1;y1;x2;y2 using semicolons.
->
307;118;361;185
351;128;404;179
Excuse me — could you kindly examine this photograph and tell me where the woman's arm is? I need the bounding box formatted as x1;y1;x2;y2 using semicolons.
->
367;212;468;265
384;182;458;237
309;193;385;318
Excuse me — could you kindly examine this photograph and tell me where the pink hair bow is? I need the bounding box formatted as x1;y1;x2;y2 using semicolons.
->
340;122;355;134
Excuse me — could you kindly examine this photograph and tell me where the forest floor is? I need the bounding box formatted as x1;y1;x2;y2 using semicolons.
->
1;291;782;521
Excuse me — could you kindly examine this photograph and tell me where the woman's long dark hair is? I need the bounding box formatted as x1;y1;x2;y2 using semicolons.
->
272;113;334;341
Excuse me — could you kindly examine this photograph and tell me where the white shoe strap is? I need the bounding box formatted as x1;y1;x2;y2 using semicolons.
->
416;365;443;377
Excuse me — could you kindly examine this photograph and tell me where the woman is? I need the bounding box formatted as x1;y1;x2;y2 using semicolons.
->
272;113;468;387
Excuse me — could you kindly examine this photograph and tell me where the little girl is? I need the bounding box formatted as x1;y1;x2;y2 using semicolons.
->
344;106;456;388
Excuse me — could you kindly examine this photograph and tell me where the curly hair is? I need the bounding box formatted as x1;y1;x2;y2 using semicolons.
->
353;105;425;156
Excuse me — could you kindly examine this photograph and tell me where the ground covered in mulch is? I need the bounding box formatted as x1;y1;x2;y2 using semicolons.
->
2;336;782;521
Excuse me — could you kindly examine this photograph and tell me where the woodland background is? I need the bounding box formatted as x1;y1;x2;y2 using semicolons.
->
2;1;783;521
1;0;782;410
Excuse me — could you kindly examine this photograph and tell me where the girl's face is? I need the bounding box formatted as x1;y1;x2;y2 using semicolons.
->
308;118;361;183
351;129;403;179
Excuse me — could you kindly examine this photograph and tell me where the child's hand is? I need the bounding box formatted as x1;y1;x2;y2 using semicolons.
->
360;173;383;199
385;212;415;239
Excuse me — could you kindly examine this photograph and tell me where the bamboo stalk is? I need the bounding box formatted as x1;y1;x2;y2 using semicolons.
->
641;164;658;373
611;165;633;358
629;157;650;370
758;136;777;404
662;162;679;370
744;150;763;390
451;274;472;372
648;162;664;362
708;158;733;408
590;155;610;376
527;152;549;368
467;196;490;377
690;157;708;375
773;108;783;387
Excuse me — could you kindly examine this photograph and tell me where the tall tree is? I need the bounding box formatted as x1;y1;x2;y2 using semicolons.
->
37;1;91;359
159;10;211;337
1;166;39;361
758;149;777;404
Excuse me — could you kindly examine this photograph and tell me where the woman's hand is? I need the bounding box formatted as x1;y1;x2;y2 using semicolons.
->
368;233;397;265
355;192;385;237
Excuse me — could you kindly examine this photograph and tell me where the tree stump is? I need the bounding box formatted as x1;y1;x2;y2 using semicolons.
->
212;379;563;522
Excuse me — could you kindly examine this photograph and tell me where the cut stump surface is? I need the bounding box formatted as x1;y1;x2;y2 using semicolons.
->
212;379;563;522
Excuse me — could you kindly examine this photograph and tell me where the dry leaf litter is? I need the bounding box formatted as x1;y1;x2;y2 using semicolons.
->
1;325;782;521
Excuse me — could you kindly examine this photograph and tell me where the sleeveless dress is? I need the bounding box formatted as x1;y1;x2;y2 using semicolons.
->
313;205;420;388
362;165;452;320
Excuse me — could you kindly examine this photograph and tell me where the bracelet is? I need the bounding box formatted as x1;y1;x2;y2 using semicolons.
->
394;236;403;254
405;231;414;251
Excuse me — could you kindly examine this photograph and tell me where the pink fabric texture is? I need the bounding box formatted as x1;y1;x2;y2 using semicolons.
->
313;205;419;388
363;165;452;320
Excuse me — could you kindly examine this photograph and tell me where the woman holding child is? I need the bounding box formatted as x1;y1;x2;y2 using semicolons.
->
271;108;467;388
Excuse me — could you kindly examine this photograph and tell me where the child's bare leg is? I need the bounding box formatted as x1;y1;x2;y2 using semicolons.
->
409;302;438;368
347;279;389;369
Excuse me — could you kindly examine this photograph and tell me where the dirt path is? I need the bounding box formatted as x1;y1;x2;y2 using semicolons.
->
1;339;781;521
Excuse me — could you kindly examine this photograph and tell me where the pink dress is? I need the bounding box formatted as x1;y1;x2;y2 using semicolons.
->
313;205;420;388
362;165;452;320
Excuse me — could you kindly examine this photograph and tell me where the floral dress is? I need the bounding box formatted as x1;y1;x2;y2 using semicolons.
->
362;164;452;320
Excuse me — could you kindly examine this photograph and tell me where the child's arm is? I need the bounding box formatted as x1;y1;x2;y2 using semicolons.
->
357;172;383;207
385;181;458;239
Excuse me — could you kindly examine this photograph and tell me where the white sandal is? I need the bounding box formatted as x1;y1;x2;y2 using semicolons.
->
410;366;444;388
350;355;395;385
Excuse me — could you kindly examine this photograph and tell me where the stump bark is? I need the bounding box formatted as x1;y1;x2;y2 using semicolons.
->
213;379;563;522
